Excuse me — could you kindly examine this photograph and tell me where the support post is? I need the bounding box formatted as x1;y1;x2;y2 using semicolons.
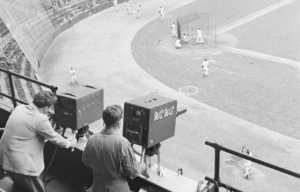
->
7;70;16;107
214;146;221;192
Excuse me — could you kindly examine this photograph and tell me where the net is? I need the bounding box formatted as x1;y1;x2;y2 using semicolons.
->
177;13;216;49
177;12;209;39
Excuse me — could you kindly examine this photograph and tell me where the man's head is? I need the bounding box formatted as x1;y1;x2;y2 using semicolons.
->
33;91;57;114
103;105;123;129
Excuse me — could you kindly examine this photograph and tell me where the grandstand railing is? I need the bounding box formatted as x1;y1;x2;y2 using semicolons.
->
0;67;57;107
203;141;300;192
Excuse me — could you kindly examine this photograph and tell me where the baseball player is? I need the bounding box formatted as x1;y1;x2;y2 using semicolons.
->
137;5;141;19
126;1;131;14
171;22;177;38
159;6;164;21
175;39;182;49
182;33;188;43
113;0;118;11
70;67;78;84
201;59;209;77
242;146;253;180
196;28;203;43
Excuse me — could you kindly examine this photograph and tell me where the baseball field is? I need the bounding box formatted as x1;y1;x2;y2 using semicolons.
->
38;0;300;191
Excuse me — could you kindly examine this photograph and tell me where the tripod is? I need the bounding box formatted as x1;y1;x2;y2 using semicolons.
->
136;143;162;178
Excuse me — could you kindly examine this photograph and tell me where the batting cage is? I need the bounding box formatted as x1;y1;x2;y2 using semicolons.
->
177;13;217;49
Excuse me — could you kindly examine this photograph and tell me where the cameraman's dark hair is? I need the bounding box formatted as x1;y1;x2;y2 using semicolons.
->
33;91;57;108
103;105;123;128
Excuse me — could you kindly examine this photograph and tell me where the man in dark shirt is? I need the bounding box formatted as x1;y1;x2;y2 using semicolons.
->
82;105;144;192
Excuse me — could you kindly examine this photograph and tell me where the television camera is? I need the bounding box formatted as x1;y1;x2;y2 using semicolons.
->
123;95;187;177
52;85;104;140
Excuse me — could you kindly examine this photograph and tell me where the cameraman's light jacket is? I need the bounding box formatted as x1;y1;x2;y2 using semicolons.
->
0;103;69;176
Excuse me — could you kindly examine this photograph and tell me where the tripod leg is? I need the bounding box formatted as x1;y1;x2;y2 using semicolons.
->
148;156;152;168
140;147;145;163
145;155;148;173
157;151;161;172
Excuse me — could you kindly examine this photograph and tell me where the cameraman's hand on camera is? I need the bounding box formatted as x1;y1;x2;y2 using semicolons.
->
139;162;146;172
67;135;78;148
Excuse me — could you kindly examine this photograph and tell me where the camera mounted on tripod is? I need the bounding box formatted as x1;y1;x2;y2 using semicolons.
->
123;95;187;177
53;85;104;139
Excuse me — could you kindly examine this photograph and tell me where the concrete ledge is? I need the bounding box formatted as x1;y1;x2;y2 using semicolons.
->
60;20;72;33
72;10;89;25
37;36;53;63
52;25;62;40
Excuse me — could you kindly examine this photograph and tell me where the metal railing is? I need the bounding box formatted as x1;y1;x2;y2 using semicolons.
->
204;141;300;192
0;67;57;107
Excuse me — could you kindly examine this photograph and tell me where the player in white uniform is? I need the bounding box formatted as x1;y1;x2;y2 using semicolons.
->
113;0;118;11
126;1;131;14
159;6;164;21
196;28;203;43
171;22;177;38
182;33;188;43
242;146;253;180
70;67;78;84
137;5;141;19
175;39;182;49
201;59;209;77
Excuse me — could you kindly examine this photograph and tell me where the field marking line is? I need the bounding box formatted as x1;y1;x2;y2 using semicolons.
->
191;57;203;60
221;46;300;67
213;52;222;55
179;86;198;96
210;0;296;37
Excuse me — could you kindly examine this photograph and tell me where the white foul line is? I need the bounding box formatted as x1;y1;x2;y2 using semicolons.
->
211;0;295;37
222;46;300;67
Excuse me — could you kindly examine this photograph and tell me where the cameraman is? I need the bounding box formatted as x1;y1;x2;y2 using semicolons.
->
0;91;77;192
82;105;145;192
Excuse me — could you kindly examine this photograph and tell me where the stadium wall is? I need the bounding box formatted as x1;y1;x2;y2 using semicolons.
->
0;0;127;72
